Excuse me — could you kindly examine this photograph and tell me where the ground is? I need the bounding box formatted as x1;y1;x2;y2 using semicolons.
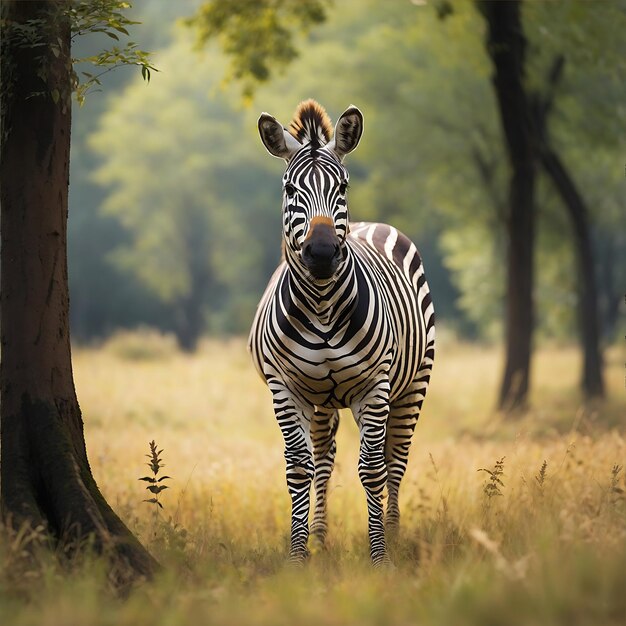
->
2;331;625;625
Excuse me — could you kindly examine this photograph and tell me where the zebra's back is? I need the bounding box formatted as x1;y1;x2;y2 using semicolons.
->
348;222;435;399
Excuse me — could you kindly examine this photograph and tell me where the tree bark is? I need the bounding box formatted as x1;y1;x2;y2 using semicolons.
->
479;0;536;413
1;0;157;587
539;147;605;397
597;235;620;341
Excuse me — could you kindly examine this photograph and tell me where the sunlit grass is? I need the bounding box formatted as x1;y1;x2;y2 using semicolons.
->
2;333;625;625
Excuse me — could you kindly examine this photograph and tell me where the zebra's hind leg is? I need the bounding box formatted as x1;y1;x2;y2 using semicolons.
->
310;407;339;546
385;369;432;536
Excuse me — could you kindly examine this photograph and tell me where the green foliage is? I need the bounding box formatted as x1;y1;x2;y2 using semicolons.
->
186;0;329;98
89;31;280;336
69;0;156;105
75;0;625;342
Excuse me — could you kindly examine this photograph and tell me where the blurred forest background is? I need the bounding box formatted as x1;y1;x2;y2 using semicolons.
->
69;0;624;355
2;3;626;623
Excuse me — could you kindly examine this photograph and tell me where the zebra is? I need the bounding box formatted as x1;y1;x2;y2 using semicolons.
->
249;99;435;565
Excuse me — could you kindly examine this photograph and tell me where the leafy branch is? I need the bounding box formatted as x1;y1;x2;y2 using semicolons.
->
185;0;328;99
68;0;157;105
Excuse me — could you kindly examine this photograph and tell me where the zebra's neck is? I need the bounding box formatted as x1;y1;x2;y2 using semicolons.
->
285;245;358;327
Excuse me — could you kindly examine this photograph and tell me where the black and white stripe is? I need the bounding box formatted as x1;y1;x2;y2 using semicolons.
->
250;102;435;565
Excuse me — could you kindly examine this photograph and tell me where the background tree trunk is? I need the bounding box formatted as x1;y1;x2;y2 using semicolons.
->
539;148;605;398
1;0;157;586
479;0;536;413
174;213;213;351
597;235;620;342
528;55;606;401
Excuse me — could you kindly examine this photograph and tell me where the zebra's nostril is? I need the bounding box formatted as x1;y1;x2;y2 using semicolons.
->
307;242;336;263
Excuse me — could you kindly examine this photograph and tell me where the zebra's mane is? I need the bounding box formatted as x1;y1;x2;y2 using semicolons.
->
288;99;333;149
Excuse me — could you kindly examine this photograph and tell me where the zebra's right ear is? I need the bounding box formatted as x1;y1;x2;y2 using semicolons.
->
258;113;302;161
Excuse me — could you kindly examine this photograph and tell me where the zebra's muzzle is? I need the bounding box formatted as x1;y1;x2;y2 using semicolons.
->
302;222;342;280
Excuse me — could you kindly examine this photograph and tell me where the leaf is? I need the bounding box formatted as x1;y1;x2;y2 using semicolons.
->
143;498;158;504
157;476;171;482
147;485;169;494
138;476;156;482
105;31;120;41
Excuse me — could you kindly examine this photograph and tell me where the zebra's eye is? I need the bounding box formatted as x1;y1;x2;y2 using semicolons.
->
339;181;348;195
285;183;296;198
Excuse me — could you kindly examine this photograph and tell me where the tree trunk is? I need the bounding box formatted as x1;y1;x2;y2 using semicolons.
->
539;147;605;398
175;289;205;352
597;235;620;341
0;0;158;587
174;214;213;352
479;0;536;413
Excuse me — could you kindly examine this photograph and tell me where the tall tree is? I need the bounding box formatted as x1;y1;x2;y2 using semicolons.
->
0;0;156;584
479;0;536;412
90;36;284;342
531;62;604;398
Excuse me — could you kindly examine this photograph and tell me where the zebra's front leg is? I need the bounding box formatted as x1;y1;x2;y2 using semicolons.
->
270;383;315;563
353;383;391;566
310;407;339;546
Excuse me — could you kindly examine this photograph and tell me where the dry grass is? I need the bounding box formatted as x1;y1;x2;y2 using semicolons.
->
2;334;625;625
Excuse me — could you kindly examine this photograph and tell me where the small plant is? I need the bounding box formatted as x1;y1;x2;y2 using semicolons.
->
609;464;624;505
478;456;506;505
137;442;192;556
139;441;171;527
535;460;548;489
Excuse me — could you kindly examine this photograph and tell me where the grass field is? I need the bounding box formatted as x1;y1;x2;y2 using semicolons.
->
2;332;625;625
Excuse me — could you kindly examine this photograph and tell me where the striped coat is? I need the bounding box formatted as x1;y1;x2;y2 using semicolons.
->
249;100;435;565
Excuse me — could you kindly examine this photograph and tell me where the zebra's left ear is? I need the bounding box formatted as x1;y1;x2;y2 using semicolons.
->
327;105;363;161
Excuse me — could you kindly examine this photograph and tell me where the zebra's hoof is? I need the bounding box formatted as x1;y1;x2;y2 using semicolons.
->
309;532;327;554
287;549;310;567
372;554;394;570
386;525;400;544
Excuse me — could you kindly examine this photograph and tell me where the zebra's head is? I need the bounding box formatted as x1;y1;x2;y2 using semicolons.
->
258;100;363;281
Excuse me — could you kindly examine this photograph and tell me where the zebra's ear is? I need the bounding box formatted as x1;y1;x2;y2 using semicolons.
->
258;113;302;161
327;105;363;161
